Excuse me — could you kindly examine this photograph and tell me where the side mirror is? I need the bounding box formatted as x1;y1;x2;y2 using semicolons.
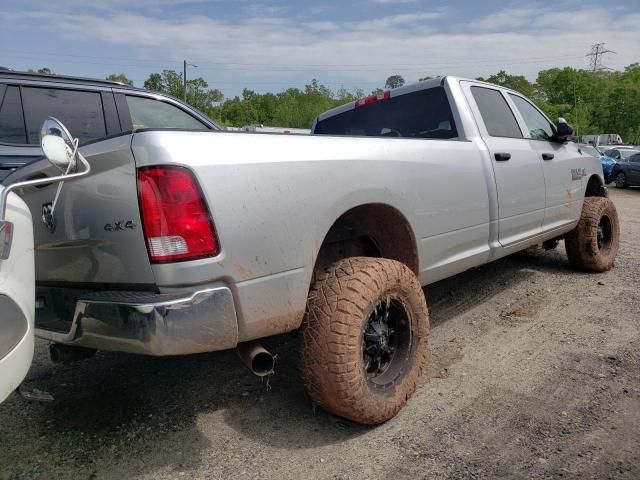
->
555;117;573;143
40;117;76;172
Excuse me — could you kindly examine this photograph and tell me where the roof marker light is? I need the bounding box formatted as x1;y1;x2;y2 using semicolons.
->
355;90;391;108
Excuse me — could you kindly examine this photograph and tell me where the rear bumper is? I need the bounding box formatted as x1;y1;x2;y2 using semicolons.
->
35;287;239;356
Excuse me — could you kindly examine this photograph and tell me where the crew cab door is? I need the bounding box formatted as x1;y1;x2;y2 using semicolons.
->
464;84;545;246
0;190;35;403
507;93;583;230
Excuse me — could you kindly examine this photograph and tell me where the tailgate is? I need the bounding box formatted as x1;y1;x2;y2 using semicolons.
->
4;133;155;287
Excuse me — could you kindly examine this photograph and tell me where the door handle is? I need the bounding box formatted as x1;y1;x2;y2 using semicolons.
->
542;153;554;160
494;152;511;161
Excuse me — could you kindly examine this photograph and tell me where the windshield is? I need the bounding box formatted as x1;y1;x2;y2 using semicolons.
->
581;146;601;158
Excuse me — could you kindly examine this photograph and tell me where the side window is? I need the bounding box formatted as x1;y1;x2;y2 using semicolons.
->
509;94;555;141
630;153;640;163
22;87;106;144
125;96;208;130
471;87;522;138
0;86;28;144
620;150;639;161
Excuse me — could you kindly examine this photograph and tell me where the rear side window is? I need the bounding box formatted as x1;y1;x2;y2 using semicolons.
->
126;96;208;130
0;86;27;144
471;87;522;138
509;94;554;141
22;87;106;144
314;87;458;139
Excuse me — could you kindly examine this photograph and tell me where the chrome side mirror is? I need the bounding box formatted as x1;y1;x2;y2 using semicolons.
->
40;117;77;172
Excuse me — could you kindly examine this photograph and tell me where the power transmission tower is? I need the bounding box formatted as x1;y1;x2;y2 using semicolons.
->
586;43;616;73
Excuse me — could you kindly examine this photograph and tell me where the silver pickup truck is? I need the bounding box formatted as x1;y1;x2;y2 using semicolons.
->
5;76;619;424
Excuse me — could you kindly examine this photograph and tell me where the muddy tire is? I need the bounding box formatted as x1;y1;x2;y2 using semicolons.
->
299;257;429;425
565;197;620;272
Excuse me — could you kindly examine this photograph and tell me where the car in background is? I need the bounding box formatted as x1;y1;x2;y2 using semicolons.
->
612;151;640;188
579;144;614;183
603;147;639;162
0;69;220;182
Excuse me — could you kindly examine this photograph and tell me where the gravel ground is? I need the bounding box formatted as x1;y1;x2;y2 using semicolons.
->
1;188;639;480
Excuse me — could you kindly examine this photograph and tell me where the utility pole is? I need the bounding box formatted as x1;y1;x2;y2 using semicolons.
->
573;80;579;137
183;60;197;102
586;43;616;73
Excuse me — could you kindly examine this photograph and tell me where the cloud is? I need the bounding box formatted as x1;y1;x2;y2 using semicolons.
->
241;3;290;18
370;0;418;3
17;0;217;7
471;8;539;30
350;11;446;30
306;21;340;32
2;4;639;93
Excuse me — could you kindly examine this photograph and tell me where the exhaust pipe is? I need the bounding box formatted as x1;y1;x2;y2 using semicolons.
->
49;343;96;364
237;342;275;377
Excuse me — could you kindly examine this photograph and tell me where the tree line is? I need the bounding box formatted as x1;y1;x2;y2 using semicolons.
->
477;66;640;144
29;65;640;143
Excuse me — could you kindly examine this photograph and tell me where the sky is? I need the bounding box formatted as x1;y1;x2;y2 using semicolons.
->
1;0;639;98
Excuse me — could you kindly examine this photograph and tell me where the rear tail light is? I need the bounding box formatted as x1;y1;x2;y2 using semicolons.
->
137;166;219;263
355;90;391;108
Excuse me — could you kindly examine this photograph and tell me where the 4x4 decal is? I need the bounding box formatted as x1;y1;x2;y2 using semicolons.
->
104;221;136;232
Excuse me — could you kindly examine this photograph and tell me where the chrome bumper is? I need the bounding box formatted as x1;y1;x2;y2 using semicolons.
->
36;287;239;356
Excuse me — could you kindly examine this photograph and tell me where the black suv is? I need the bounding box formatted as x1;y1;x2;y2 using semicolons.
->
0;69;220;181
